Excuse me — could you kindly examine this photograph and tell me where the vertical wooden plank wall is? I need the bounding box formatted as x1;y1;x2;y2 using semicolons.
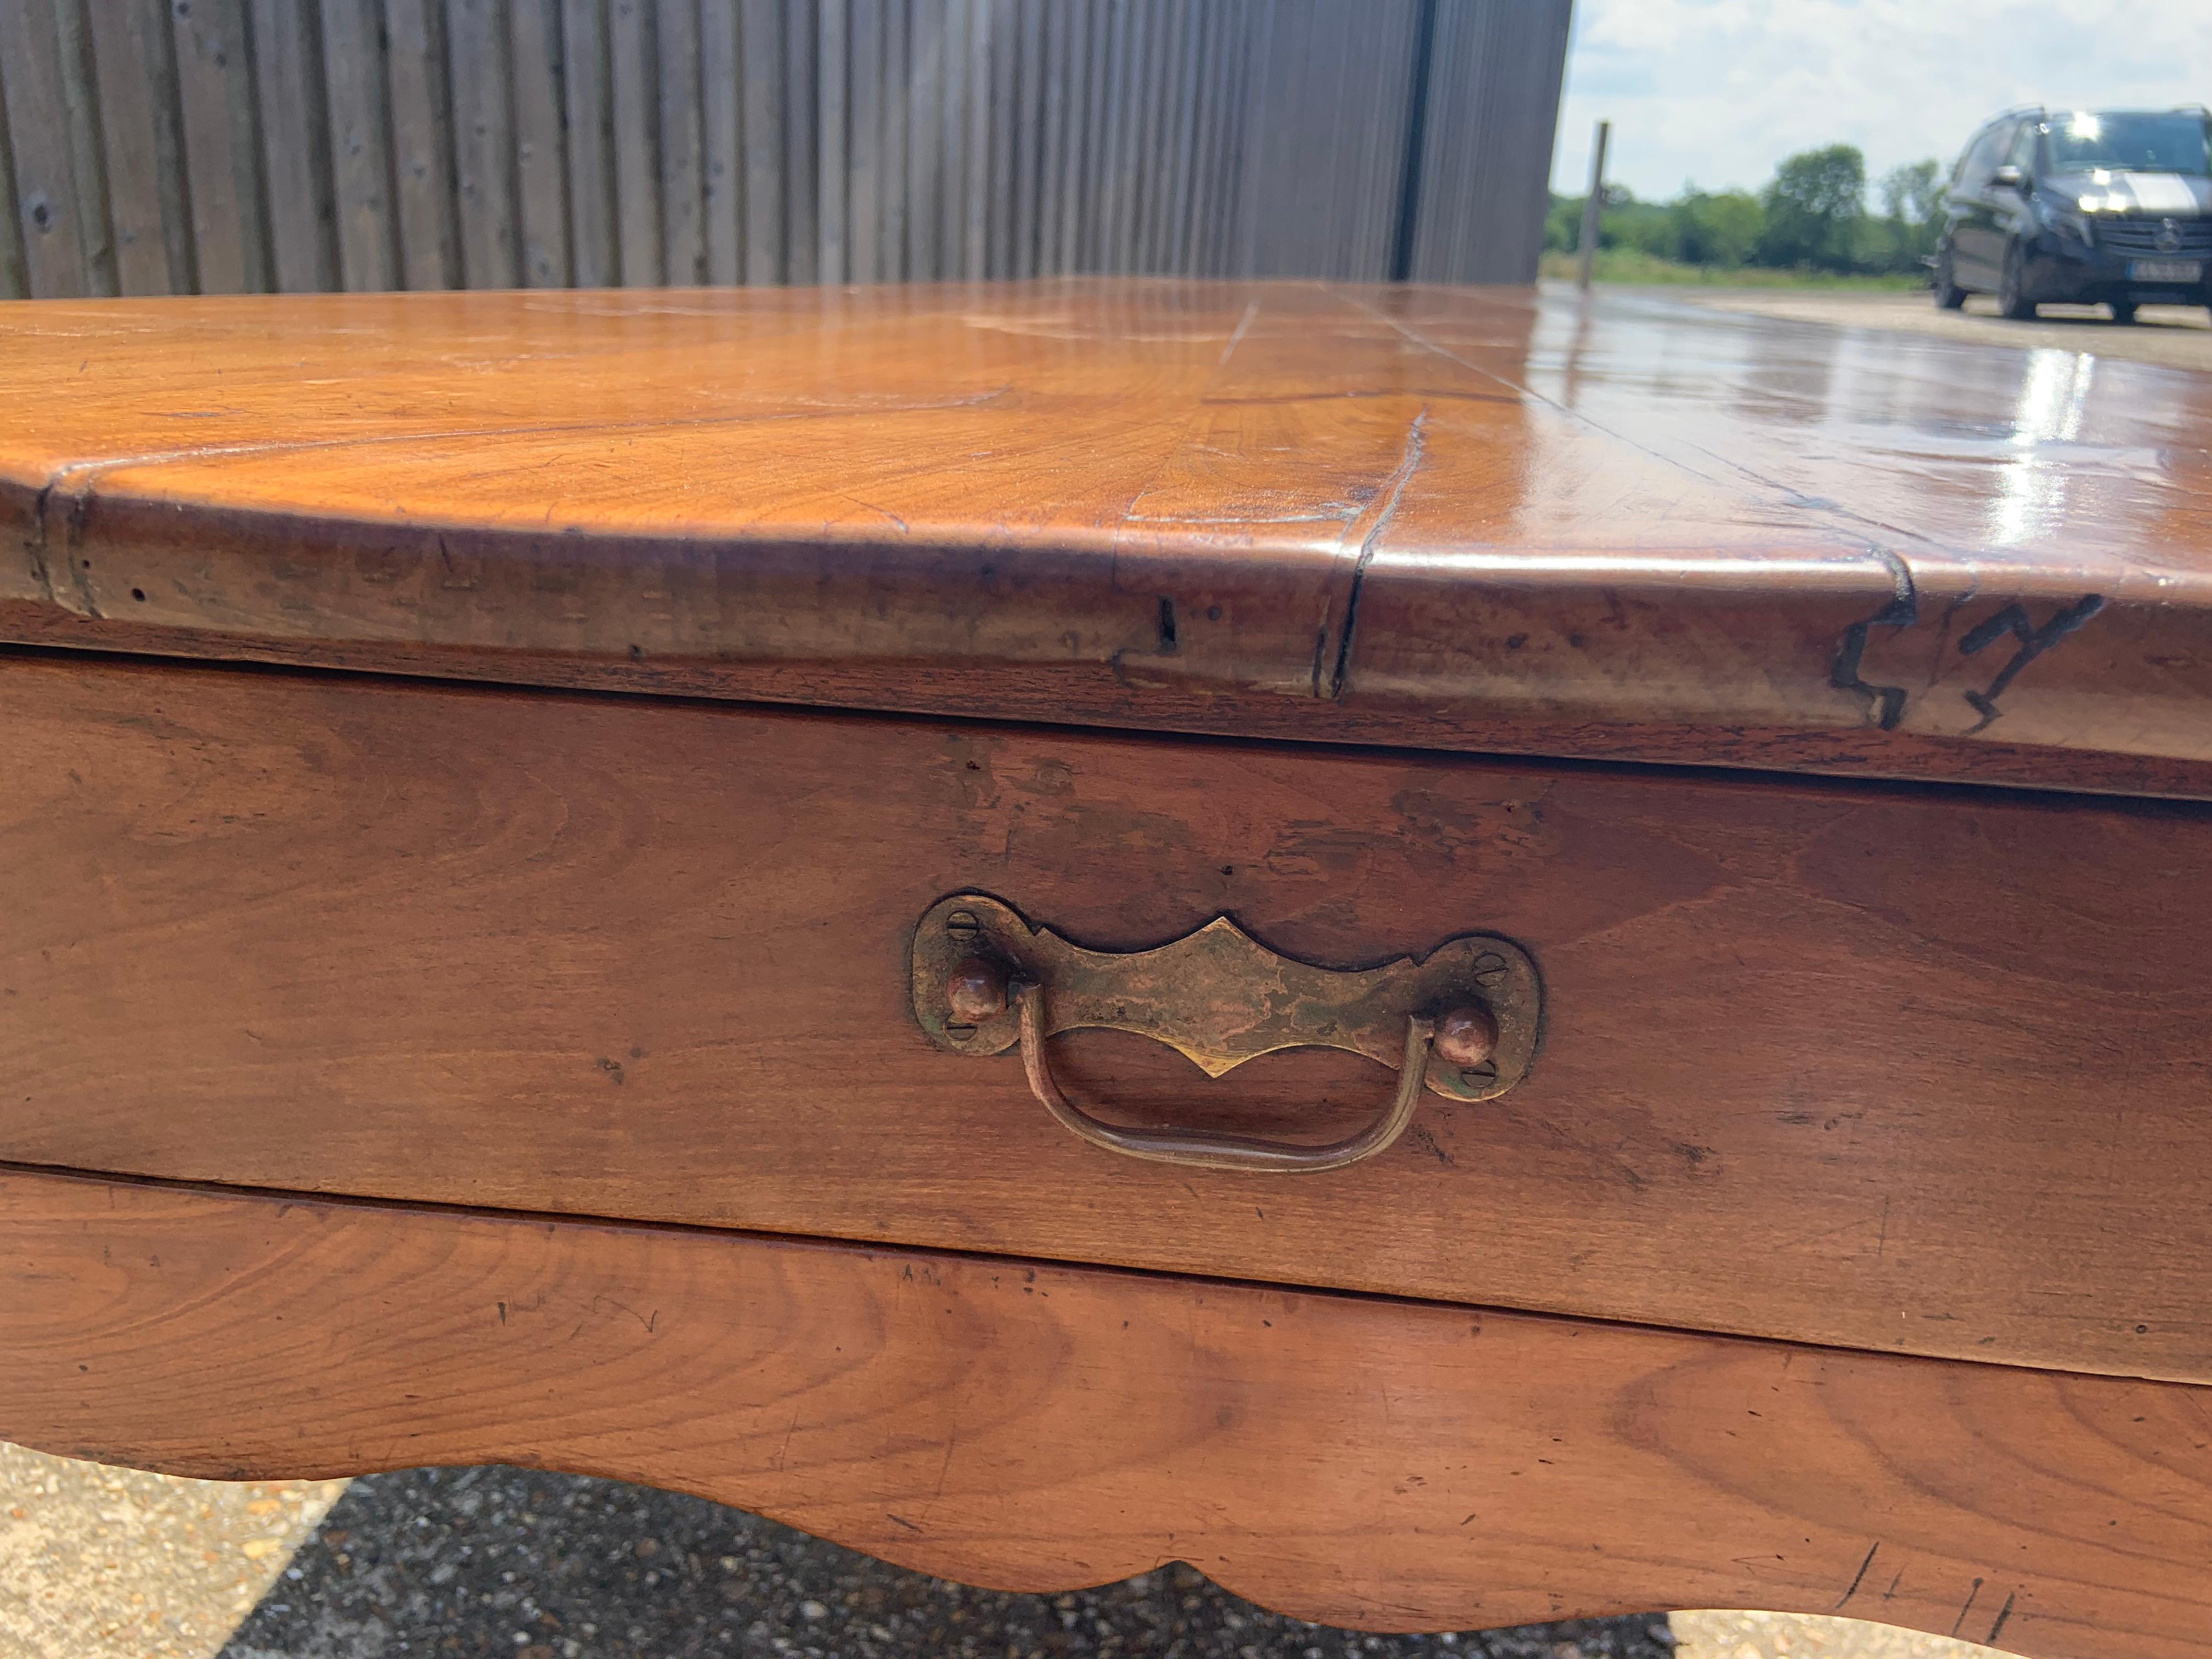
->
384;0;461;286
1406;0;1575;285
321;0;401;290
0;0;1571;299
0;0;93;296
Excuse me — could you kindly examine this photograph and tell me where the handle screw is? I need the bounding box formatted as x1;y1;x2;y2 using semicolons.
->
946;956;1009;1023
1434;1004;1499;1067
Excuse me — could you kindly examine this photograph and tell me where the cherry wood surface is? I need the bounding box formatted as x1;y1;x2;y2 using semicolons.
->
5;1165;2210;1658
5;652;2210;1383
3;282;2210;798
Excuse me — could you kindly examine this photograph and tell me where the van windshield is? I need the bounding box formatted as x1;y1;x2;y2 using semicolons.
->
2044;111;2211;176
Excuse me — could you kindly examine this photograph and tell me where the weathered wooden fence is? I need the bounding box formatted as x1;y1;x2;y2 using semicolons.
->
0;0;1570;298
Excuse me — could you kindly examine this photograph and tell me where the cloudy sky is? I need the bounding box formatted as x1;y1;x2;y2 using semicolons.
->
1552;0;2212;201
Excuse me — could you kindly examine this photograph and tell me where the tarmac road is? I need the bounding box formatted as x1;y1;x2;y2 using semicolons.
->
1668;287;2212;373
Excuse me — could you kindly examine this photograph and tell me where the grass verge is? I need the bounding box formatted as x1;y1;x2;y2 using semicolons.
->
1537;249;1928;290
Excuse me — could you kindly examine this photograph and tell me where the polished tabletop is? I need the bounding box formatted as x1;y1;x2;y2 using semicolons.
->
2;279;2207;794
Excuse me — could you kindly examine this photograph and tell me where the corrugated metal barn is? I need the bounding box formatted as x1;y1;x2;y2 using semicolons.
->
0;0;1572;298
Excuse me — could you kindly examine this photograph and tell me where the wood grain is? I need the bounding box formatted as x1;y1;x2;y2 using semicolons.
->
4;1164;2209;1658
3;652;2210;1383
2;282;2209;797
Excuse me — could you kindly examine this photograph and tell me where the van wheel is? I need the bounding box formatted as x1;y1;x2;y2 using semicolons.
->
1997;240;2038;320
2109;301;2138;324
1933;246;1968;309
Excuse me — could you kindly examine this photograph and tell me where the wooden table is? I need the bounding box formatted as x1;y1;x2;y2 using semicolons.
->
2;280;2208;1657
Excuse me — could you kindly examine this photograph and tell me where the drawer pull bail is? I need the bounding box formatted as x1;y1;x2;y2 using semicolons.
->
910;893;1541;1173
1017;981;1437;1173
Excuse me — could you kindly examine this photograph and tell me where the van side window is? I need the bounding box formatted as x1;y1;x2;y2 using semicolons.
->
1951;127;1991;187
2007;122;2039;174
1961;121;2016;190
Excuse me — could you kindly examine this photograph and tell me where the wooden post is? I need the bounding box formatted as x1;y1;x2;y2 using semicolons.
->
1576;119;1609;292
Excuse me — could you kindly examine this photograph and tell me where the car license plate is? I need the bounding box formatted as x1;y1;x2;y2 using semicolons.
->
2128;259;2202;283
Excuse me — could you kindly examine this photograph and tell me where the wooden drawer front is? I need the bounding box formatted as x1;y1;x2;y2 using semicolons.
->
6;1165;2212;1659
2;653;2209;1381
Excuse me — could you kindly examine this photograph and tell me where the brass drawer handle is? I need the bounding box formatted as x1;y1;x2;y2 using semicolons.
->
911;893;1540;1174
1017;981;1437;1172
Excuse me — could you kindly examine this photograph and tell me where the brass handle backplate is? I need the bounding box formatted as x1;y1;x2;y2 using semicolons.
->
910;893;1540;1171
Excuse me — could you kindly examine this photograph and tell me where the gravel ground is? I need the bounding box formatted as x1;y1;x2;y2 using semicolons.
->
217;1465;1676;1659
1665;287;2212;373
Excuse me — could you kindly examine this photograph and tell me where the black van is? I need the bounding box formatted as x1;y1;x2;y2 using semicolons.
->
1934;106;2212;322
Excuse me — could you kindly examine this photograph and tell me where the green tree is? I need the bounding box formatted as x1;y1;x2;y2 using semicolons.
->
1668;187;1765;267
1875;158;1944;271
1879;158;1943;227
1601;191;1678;257
1544;192;1582;253
1543;148;1937;281
1543;184;1646;253
1758;144;1866;272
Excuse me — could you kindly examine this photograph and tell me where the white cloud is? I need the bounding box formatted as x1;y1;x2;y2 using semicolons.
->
1550;0;2212;200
